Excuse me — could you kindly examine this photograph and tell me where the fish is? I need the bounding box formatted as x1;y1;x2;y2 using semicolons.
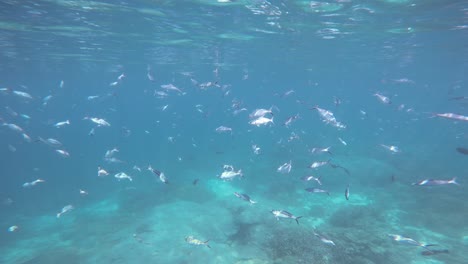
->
345;184;350;200
84;117;111;127
301;175;322;185
12;90;33;100
114;172;133;182
8;225;19;232
22;179;45;188
412;178;459;186
218;169;243;180
388;234;436;251
234;192;256;204
185;236;211;248
37;137;62;148
434;112;468;122
308;160;329;169
97;166;109;177
148;165;168;184
249;107;274;119
313;230;335;246
374;93;391;104
56;205;74;218
380;144;400;153
456;147;468;155
271;210;302;224
283;114;299;127
277;160;292;174
215;126;233;134
55;149;70;158
54;120;70;128
192;179;199;185
310;147;332;155
305;188;330;195
249;116;274;126
329;162;351;176
161;84;184;94
421;249;449;256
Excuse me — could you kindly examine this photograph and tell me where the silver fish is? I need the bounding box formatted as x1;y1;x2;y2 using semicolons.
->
271;210;302;224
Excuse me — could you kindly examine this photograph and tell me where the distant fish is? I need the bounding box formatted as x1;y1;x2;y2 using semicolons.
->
345;184;350;201
271;210;302;224
193;178;199;185
456;147;468;155
421;249;449;256
412;178;459;186
305;188;330;196
185;236;211;248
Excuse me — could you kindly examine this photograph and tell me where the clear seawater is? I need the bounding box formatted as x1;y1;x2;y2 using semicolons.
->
0;0;467;263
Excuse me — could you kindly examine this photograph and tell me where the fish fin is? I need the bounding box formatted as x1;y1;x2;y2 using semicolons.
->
295;216;303;225
450;178;460;185
204;240;211;248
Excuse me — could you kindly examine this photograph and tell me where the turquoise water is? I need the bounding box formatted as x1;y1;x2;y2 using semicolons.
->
0;0;467;263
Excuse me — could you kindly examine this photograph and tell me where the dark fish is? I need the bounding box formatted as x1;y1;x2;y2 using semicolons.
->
456;147;468;155
192;179;199;185
329;162;350;176
345;185;350;201
421;249;449;256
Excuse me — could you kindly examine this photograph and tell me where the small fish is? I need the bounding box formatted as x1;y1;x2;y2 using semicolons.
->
56;205;74;218
388;234;436;251
218;170;243;180
4;123;24;133
114;172;133;182
192;178;199;185
84;117;111;127
305;188;330;195
345;184;350;200
185;236;211;248
22;179;45;188
8;225;19;232
283;114;299;127
79;189;88;195
434;112;468;122
249;107;274;119
234;192;256;204
161;84;184;94
380;144;400;153
310;147;332;155
308;160;329;169
55;149;70;158
271;210;302;224
374;93;391;104
252;144;261;155
313;230;335;246
456;147;468;155
12;90;33;100
338;137;347;146
38;137;62;148
301;175;322;185
215;126;232;134
97;166;109;177
277;160;292;174
54;120;70;128
249;116;274;127
421;249;449;256
148;165;168;184
412;178;459;186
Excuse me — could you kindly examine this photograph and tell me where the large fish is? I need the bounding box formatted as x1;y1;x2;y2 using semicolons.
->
456;147;468;155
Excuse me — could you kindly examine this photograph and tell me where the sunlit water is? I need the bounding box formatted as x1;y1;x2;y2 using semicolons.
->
0;1;467;263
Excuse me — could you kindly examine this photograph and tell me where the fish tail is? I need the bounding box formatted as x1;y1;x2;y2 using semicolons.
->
449;177;460;185
295;216;303;225
204;240;211;248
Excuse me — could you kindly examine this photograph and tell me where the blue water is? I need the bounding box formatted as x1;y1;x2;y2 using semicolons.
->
0;0;467;263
